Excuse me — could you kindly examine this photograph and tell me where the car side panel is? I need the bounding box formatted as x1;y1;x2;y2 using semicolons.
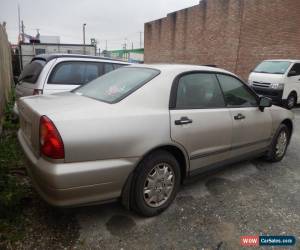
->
170;109;233;172
269;106;294;134
229;107;272;157
58;109;173;163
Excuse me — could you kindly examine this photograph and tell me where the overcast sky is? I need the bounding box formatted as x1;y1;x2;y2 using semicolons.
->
0;0;199;50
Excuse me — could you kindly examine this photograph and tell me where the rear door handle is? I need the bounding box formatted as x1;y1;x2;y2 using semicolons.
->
234;113;245;120
175;117;193;125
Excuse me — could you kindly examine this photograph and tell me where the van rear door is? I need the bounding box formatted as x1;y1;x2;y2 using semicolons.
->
16;59;46;98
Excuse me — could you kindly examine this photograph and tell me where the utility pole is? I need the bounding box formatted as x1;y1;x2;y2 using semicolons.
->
17;4;23;70
83;23;86;54
131;42;134;50
21;20;25;42
105;40;107;51
139;31;143;48
36;28;40;40
18;4;21;41
124;38;127;51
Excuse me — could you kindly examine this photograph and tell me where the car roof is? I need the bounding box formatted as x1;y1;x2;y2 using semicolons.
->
31;53;129;64
129;63;235;75
263;59;300;63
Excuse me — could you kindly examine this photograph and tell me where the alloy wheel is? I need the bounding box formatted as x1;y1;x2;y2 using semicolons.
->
143;163;175;208
275;130;288;158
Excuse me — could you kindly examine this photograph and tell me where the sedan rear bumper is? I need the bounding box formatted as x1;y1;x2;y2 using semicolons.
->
18;130;137;207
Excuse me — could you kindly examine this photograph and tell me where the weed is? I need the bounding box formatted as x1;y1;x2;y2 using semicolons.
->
0;92;30;245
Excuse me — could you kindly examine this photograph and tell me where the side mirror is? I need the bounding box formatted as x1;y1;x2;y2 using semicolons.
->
288;70;298;77
259;96;272;111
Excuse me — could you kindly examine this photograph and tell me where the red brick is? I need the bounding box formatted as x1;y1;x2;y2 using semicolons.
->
144;0;300;80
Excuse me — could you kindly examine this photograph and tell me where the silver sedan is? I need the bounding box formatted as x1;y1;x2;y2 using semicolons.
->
18;64;294;216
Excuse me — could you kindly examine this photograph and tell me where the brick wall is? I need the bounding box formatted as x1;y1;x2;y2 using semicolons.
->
144;0;300;80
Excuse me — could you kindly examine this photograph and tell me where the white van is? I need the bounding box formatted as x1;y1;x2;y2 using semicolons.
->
14;54;129;115
248;59;300;109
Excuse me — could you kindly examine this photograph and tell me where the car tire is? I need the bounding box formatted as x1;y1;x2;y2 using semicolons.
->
285;93;297;110
265;124;290;162
131;150;181;217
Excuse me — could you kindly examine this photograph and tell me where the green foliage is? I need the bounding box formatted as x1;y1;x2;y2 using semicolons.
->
2;90;18;130
0;92;29;243
0;131;27;217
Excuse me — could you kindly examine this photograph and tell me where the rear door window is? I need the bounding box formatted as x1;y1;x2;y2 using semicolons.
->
85;64;99;82
104;63;114;74
48;61;101;85
217;74;258;107
18;59;46;83
176;73;225;109
113;63;127;69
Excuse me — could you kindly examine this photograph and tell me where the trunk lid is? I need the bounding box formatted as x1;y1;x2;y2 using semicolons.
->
19;92;112;116
18;92;112;157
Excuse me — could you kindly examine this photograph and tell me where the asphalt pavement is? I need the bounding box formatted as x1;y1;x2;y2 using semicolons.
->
72;108;300;250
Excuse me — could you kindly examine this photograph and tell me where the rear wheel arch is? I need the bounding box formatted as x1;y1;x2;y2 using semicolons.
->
290;90;297;98
136;145;189;181
121;144;189;210
285;91;297;109
282;119;293;138
288;91;297;101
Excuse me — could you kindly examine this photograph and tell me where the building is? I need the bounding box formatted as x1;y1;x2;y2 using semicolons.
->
18;42;97;68
144;0;300;80
107;48;144;63
39;35;60;44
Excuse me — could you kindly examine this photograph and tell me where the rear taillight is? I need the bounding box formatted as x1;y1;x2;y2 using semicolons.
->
33;89;43;95
39;116;65;159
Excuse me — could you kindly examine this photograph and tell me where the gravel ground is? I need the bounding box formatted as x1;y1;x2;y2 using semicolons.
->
11;109;300;250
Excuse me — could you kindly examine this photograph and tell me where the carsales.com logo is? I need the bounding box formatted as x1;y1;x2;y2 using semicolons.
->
240;236;296;247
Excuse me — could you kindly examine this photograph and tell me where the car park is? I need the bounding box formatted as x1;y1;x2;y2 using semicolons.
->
14;54;129;115
17;64;294;217
248;59;300;109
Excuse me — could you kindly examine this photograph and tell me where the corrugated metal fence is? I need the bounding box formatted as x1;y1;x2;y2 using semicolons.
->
0;24;13;133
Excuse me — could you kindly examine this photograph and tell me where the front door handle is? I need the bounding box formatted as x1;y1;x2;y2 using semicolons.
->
175;117;193;125
234;113;246;120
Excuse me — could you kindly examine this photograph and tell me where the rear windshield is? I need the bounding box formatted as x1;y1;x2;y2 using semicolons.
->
253;61;291;74
18;59;46;83
74;67;160;103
